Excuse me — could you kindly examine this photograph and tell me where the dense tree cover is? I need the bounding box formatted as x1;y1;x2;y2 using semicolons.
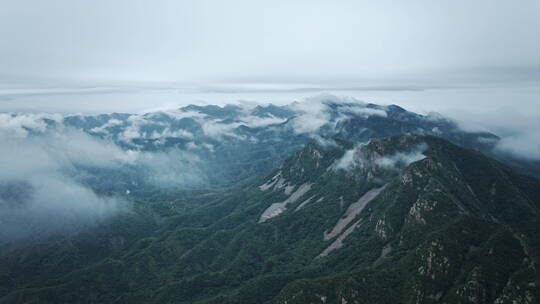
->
1;135;539;303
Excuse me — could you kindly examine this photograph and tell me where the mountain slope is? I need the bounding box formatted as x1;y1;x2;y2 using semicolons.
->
1;135;539;304
273;136;540;304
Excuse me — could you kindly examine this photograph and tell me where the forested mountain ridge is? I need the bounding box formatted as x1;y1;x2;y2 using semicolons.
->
2;99;516;194
273;136;540;304
1;134;538;303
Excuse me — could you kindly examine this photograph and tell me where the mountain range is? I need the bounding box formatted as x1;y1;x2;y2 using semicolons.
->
0;98;539;303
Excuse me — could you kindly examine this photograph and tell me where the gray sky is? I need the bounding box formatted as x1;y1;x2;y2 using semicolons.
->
0;1;538;119
1;0;538;86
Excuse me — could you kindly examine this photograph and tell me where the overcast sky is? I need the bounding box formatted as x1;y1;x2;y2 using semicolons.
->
0;0;538;116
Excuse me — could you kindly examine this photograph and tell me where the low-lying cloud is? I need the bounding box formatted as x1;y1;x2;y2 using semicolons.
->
289;96;333;134
0;177;124;243
0;113;207;243
340;105;387;118
375;144;428;171
288;94;388;135
333;147;358;171
333;143;427;172
450;107;540;161
0;126;126;243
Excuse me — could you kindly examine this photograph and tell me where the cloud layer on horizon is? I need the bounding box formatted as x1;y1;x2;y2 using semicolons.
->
0;1;538;87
